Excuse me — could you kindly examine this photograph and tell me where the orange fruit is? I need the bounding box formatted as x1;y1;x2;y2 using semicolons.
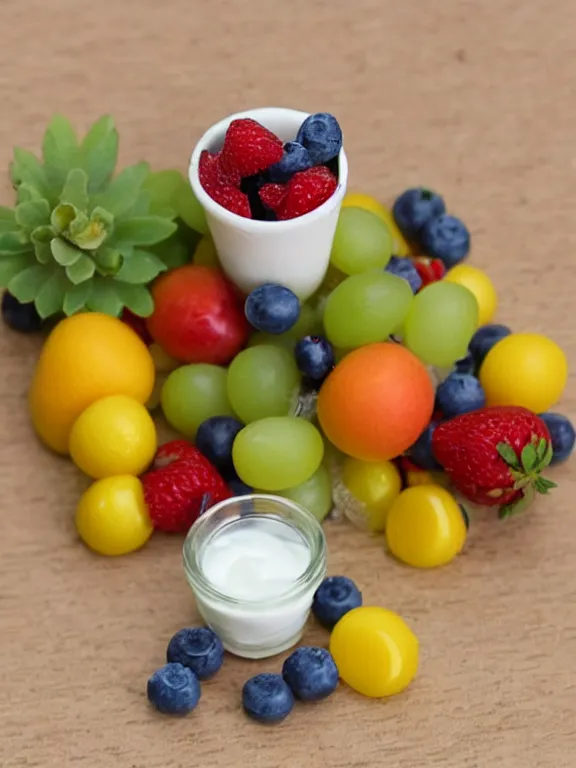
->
317;342;434;462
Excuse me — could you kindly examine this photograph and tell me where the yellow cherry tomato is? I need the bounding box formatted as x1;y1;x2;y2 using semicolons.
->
386;485;467;568
329;606;419;698
69;395;157;479
342;457;402;531
342;192;410;256
75;475;153;556
479;332;568;413
444;264;498;326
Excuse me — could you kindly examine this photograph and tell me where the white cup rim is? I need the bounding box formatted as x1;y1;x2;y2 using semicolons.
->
188;106;349;232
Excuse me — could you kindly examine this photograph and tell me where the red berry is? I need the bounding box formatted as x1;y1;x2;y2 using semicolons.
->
121;309;152;345
220;118;283;179
142;440;231;533
208;184;252;218
277;167;338;221
199;150;240;190
259;183;287;212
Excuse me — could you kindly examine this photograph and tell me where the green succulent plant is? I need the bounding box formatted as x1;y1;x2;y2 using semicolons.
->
0;115;208;319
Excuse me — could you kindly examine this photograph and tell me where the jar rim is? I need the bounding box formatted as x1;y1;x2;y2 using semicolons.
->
182;494;327;607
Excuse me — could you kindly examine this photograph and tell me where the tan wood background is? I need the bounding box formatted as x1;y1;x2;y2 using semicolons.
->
1;1;575;766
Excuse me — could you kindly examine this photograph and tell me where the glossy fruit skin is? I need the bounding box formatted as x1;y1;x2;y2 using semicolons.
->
392;187;446;239
435;372;486;419
282;647;339;701
166;627;224;680
296;112;343;164
294;335;335;381
341;457;403;531
269;141;313;183
444;264;497;326
539;412;576;464
244;283;300;334
69;395;157;479
409;423;443;471
386;485;467;568
242;674;294;724
479;332;568;413
329;606;418;698
29;313;155;455
1;291;42;333
342;194;410;256
420;214;470;267
75;475;153;556
469;324;511;366
385;256;423;294
312;576;363;628
317;343;435;462
195;416;244;474
147;265;250;365
147;663;201;716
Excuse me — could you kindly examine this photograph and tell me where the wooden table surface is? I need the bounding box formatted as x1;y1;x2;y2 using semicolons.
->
1;1;575;766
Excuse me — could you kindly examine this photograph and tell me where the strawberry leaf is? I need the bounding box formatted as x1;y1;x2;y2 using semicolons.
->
499;484;536;519
534;476;557;494
535;437;548;463
521;443;538;473
542;441;554;469
496;442;521;470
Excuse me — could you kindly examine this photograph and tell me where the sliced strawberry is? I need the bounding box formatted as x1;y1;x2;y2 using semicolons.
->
198;150;241;191
277;166;338;221
259;183;287;212
220;118;283;178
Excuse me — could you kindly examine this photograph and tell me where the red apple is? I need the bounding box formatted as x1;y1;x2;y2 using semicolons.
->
147;265;250;365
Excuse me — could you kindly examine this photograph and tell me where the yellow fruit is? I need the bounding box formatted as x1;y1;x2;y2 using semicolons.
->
329;606;419;698
386;485;467;568
444;264;498;326
69;395;157;479
75;475;153;556
342;192;410;256
480;332;568;412
405;468;448;487
29;313;155;454
341;457;402;531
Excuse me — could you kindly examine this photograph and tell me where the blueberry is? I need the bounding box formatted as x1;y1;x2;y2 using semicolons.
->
196;416;244;473
469;324;511;367
147;662;201;715
240;173;276;221
436;372;486;419
420;214;470;267
539;412;576;465
294;335;335;380
410;422;443;471
226;474;254;497
454;352;476;375
1;291;43;333
385;256;423;294
392;188;446;239
242;673;294;724
269;142;313;183
166;627;224;680
312;575;362;628
282;646;339;701
245;283;300;334
296;113;343;164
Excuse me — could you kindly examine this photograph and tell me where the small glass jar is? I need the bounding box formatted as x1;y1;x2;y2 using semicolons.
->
183;494;327;659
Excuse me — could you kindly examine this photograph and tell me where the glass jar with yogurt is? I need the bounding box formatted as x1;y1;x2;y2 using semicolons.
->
183;494;327;659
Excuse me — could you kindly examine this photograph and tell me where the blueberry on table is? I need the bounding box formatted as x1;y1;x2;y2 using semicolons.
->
385;256;423;294
196;416;244;473
147;662;201;715
245;283;300;334
435;372;486;419
420;214;470;267
312;575;362;628
1;291;43;333
282;646;339;701
539;412;576;465
269;142;313;183
242;673;294;724
166;627;224;680
454;352;476;375
296;113;343;164
392;188;446;240
294;335;335;381
409;422;443;471
469;324;511;367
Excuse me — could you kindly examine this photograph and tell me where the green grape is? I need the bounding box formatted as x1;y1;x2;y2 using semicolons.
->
276;466;333;522
330;207;392;275
323;271;413;349
193;236;220;267
173;176;209;235
247;331;294;351
232;417;324;490
247;303;322;351
161;364;234;438
404;281;479;367
227;345;301;423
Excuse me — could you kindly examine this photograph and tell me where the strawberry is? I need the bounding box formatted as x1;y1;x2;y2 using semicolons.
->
277;166;338;220
142;440;231;533
220;118;283;178
208;184;252;218
432;406;556;518
198;151;250;218
412;256;446;289
259;182;287;212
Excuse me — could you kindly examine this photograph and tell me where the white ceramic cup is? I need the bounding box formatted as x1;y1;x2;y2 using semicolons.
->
189;107;348;300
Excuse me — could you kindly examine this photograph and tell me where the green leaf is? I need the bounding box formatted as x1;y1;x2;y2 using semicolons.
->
118;190;152;219
31;226;57;264
535;438;548;463
16;183;45;204
42;115;79;193
34;268;71;318
93;162;150;217
111;216;177;248
521;444;538;473
0;253;37;286
143;170;182;219
114;282;154;317
152;232;190;270
51;203;79;234
78;116;119;193
87;278;124;316
542;440;554;469
63;281;92;316
534;476;557;494
8;263;54;303
66;254;95;284
114;248;167;284
0;231;33;255
0;207;18;234
60;168;89;211
11;148;52;201
94;246;123;276
15;200;51;233
51;238;82;266
498;484;536;520
68;207;113;250
496;442;521;470
173;176;208;234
